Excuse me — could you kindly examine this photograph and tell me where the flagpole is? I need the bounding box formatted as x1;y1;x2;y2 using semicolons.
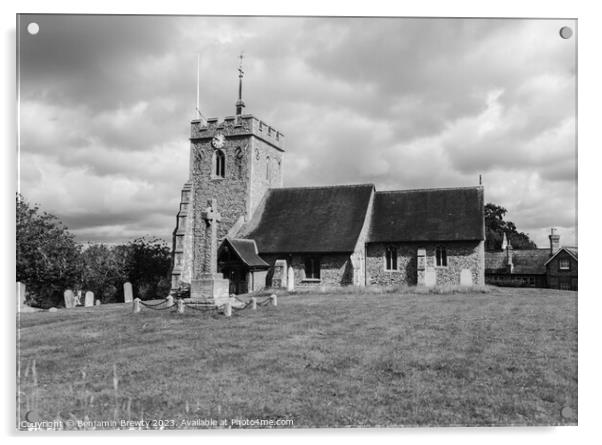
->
196;54;200;118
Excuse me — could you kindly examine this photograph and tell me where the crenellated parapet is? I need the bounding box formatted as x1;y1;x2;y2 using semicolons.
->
190;114;284;151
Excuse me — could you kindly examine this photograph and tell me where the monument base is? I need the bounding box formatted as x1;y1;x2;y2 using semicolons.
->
190;273;230;305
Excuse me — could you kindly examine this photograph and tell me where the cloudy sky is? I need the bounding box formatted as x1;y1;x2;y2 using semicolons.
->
18;15;577;248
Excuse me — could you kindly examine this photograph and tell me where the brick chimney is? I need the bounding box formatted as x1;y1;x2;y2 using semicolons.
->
549;228;560;255
506;242;514;273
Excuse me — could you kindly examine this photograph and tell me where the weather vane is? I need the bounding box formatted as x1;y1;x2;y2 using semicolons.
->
238;52;245;78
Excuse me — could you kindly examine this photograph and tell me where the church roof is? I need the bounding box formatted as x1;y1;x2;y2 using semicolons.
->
222;238;269;268
368;186;484;243
241;184;374;253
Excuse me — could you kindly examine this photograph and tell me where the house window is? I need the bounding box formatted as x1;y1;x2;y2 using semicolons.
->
436;246;447;267
214;150;225;178
385;246;398;271
304;257;320;280
559;258;570;271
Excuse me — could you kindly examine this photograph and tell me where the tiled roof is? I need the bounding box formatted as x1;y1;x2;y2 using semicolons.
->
485;251;507;271
485;248;551;275
241;184;374;253
223;238;269;268
368;187;484;243
544;247;579;266
565;247;578;260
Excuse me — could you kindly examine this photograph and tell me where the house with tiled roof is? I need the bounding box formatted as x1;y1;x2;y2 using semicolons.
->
168;75;485;302
485;229;577;290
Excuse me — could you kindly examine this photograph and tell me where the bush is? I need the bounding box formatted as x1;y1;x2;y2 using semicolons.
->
120;237;172;300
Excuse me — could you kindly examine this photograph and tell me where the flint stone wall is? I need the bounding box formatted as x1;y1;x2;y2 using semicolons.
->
189;118;283;282
262;253;353;288
366;241;484;287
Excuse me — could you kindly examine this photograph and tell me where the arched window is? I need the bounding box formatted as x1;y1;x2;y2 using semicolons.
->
385;246;398;271
266;155;271;181
214;150;225;178
436;246;447;267
235;147;243;178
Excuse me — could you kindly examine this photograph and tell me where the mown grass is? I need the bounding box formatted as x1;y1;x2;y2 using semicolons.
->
17;287;577;429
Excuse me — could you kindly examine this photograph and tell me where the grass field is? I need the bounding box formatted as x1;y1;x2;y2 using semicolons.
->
17;287;577;429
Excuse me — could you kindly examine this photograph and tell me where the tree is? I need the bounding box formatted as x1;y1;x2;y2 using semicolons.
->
120;237;172;300
16;194;82;308
485;203;537;251
80;244;126;303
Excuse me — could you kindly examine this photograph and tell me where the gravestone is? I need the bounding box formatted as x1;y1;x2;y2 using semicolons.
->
17;282;37;313
95;300;101;306
48;307;58;312
74;290;82;306
123;282;133;303
460;269;473;287
424;268;436;288
17;282;26;311
64;289;75;308
85;291;94;307
272;260;287;288
287;265;295;292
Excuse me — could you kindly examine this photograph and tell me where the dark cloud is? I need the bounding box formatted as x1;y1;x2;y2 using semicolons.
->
18;15;577;247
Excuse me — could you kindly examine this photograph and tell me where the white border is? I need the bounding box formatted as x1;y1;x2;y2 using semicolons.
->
3;1;600;444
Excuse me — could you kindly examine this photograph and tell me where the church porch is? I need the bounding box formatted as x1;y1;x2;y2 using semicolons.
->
218;238;269;295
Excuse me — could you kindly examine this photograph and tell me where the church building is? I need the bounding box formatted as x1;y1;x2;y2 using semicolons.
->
170;64;485;303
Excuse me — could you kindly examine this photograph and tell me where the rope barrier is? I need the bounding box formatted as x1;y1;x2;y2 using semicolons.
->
135;296;274;315
139;301;176;311
257;298;272;307
184;304;218;312
139;298;169;308
231;301;253;311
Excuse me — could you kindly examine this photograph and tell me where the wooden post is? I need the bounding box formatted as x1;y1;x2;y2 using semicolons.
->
224;301;232;317
133;298;141;313
251;297;257;310
271;294;277;307
177;298;185;314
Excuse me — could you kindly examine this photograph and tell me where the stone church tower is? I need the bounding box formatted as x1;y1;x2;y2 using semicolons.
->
170;63;284;292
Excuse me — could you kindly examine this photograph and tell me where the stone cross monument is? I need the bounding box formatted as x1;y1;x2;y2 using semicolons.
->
190;199;230;304
201;199;220;274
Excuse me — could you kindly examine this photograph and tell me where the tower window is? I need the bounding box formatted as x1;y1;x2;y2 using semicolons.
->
214;150;225;178
436;246;447;267
235;147;243;179
385;246;398;271
266;155;271;181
